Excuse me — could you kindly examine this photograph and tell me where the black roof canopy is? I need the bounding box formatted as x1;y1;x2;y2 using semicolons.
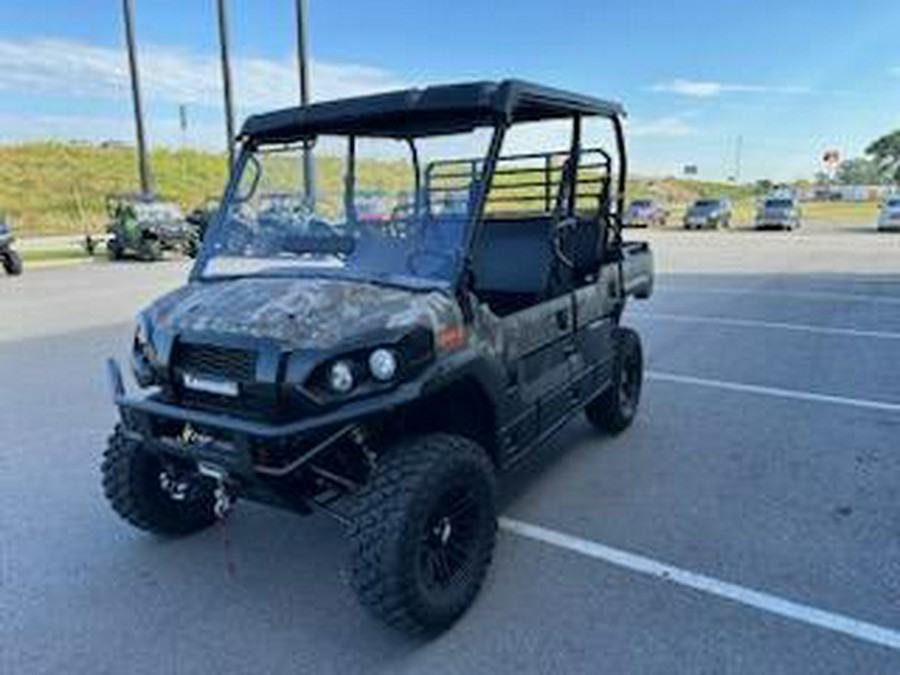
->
241;80;626;143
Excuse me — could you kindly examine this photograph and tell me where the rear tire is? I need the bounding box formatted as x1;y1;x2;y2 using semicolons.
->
349;434;496;635
586;327;643;434
101;425;218;536
107;239;124;261
2;249;22;275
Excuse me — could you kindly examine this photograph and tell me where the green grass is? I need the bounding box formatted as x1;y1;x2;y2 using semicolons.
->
0;143;229;237
20;247;90;263
802;201;878;222
0;142;884;237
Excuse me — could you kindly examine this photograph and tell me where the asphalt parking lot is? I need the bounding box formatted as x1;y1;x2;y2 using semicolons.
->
2;223;899;674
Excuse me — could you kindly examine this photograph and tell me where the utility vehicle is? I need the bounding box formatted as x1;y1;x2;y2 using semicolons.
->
105;195;199;261
0;213;23;276
101;80;654;635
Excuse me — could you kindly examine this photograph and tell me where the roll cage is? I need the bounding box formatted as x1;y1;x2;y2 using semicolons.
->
196;80;628;292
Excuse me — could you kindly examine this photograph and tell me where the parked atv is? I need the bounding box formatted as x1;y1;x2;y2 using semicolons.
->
0;214;23;276
105;195;198;261
101;80;654;635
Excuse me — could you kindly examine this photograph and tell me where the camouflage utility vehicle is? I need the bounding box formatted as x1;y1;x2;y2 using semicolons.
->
0;214;22;276
105;195;199;261
101;80;654;634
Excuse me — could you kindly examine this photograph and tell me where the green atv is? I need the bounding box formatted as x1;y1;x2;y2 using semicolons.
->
105;195;199;261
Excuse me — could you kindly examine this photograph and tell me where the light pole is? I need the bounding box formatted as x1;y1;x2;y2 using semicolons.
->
296;0;315;205
122;0;153;196
216;0;236;172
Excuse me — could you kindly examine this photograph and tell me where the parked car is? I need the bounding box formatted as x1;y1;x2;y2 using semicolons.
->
755;196;802;230
0;213;23;276
624;199;668;227
877;196;900;232
100;80;654;636
683;198;732;229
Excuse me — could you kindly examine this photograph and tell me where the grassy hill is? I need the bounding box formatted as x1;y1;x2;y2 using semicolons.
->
0;143;229;236
0;142;781;237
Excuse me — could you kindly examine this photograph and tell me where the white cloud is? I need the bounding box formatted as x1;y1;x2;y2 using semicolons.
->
629;115;697;137
0;38;407;111
651;78;811;98
0;112;225;148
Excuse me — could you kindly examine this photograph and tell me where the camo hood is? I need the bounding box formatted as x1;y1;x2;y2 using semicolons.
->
144;277;461;351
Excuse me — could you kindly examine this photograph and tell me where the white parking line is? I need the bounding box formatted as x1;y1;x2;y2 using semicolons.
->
500;517;900;652
647;371;900;413
661;286;900;306
631;312;900;341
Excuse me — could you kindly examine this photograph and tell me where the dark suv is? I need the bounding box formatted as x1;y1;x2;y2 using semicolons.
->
684;197;732;229
101;80;654;635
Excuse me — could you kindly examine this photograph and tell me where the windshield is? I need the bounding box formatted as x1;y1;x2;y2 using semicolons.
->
197;129;494;287
693;200;720;209
764;199;794;208
886;198;900;208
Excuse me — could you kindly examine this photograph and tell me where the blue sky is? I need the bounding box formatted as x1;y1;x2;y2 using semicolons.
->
0;0;898;181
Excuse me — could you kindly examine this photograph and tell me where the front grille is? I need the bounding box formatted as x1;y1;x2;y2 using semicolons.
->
173;342;257;382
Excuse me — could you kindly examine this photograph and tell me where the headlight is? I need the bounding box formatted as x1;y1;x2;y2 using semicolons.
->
133;319;155;360
131;319;157;386
368;348;398;381
328;360;355;393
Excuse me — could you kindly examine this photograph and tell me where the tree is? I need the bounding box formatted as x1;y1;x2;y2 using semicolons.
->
754;178;774;194
865;130;900;182
835;157;886;185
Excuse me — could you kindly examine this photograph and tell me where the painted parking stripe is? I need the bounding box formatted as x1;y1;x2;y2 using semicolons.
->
646;371;900;413
631;312;900;341
500;517;900;652
660;286;900;306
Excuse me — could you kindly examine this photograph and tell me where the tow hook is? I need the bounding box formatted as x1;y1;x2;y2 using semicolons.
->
198;463;233;519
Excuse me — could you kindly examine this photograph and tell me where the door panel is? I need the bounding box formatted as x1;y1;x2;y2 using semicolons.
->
499;293;575;439
573;280;616;404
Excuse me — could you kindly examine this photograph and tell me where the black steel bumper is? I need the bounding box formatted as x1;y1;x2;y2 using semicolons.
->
106;357;421;479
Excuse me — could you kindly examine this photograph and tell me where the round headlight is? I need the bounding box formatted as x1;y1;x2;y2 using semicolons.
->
328;360;355;393
368;348;398;381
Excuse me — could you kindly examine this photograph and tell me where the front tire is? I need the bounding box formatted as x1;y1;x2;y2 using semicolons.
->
138;238;162;262
101;425;218;536
349;434;497;635
586;327;643;433
107;239;124;261
2;249;22;275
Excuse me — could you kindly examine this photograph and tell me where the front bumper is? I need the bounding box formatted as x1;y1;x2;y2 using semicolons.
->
684;218;712;228
107;357;422;480
756;217;796;228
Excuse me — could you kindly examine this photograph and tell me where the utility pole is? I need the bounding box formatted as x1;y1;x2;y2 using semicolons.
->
122;0;153;196
216;0;236;171
295;0;315;205
734;135;743;184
